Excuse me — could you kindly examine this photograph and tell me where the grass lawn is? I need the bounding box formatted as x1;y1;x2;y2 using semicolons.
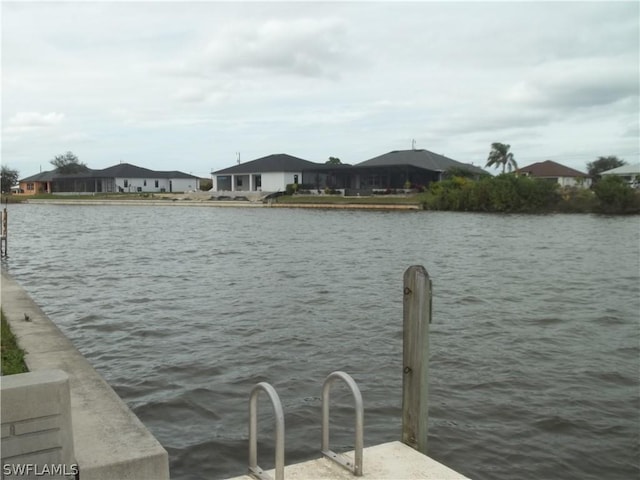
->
1;309;28;375
22;193;162;200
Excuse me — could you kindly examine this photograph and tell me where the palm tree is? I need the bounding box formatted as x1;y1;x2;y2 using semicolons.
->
486;143;518;174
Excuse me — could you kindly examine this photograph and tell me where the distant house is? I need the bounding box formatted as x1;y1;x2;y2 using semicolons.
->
600;162;640;188
18;163;199;195
519;160;591;188
211;149;486;193
301;149;486;192
211;153;319;192
16;171;52;195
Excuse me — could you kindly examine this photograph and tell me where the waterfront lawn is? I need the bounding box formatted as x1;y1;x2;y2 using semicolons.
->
1;309;28;375
275;194;422;205
0;194;25;204
23;193;160;200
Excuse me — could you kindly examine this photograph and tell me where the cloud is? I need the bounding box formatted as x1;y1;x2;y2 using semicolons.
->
172;87;211;104
171;86;228;105
3;112;65;138
199;17;354;79
60;132;92;143
622;121;639;139
2;2;638;175
7;111;64;128
505;57;639;110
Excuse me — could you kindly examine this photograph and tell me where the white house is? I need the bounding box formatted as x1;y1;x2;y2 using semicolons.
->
99;163;199;193
18;162;200;195
600;162;640;187
519;160;592;188
211;153;320;192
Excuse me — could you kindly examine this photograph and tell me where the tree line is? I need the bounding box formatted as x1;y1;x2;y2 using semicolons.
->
484;142;628;181
421;143;638;214
1;151;88;193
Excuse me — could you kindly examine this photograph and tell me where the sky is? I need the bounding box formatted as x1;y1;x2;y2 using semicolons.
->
2;1;639;179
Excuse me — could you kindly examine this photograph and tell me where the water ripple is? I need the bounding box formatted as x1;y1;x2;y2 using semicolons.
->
4;205;639;480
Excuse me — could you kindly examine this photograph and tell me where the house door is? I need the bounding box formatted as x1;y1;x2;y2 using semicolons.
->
169;180;173;192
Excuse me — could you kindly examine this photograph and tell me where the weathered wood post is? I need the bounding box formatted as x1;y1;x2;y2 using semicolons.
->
402;265;432;454
1;207;7;257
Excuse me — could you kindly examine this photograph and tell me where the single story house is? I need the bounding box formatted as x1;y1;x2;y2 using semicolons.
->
600;162;640;187
302;149;487;192
18;163;199;195
212;149;485;193
518;160;592;188
211;153;319;192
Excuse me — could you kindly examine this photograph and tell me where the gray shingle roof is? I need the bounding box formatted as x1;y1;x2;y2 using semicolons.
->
98;163;158;178
213;154;320;174
356;149;486;174
99;163;196;179
19;170;58;182
20;163;197;182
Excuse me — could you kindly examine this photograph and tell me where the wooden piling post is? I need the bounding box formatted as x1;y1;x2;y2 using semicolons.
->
402;265;432;454
1;207;7;257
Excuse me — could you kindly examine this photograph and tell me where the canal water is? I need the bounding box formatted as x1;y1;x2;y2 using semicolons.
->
3;204;639;480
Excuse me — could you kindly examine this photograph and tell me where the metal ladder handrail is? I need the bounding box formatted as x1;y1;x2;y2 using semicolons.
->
248;382;285;480
321;371;364;476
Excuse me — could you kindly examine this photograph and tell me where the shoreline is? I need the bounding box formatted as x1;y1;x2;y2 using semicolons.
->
21;198;422;210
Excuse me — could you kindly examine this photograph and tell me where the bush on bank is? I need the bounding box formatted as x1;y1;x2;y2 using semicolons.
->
592;176;640;214
419;174;640;214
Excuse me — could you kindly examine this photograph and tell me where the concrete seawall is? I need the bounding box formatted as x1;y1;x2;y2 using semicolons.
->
23;199;421;210
1;270;169;480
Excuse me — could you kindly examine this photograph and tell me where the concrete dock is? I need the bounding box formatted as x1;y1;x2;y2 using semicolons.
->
228;441;469;480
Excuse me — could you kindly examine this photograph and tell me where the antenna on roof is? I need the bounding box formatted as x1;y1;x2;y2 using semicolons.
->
237;152;241;165
412;139;416;150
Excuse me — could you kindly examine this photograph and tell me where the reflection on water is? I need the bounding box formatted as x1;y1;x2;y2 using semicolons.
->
4;205;640;480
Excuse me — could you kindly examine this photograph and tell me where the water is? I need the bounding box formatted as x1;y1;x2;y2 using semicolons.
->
3;204;639;480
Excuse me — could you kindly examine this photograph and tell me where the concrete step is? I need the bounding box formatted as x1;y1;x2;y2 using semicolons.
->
227;441;469;480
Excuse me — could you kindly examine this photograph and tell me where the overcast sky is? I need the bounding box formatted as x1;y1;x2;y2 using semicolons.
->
2;1;638;178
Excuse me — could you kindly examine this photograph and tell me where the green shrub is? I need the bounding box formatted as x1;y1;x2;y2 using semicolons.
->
285;183;299;195
556;187;597;213
593;176;640;214
421;174;564;213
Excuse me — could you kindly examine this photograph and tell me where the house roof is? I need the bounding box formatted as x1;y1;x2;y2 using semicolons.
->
99;163;158;178
519;160;588;178
19;171;57;182
20;163;197;182
600;162;640;175
99;163;197;179
355;149;486;174
20;169;102;182
213;154;319;174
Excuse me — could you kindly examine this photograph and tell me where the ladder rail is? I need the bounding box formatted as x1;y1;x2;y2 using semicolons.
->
321;371;364;476
248;382;285;480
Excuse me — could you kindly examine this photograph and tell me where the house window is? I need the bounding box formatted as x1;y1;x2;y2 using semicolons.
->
124;180;129;188
155;180;159;188
236;177;243;187
365;175;388;188
27;183;34;191
143;180;147;186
